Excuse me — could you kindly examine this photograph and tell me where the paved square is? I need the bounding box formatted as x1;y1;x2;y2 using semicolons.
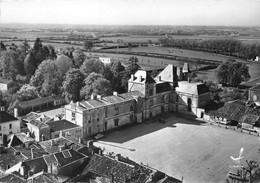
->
94;114;260;183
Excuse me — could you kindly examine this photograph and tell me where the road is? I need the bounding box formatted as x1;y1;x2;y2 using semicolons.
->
93;114;260;183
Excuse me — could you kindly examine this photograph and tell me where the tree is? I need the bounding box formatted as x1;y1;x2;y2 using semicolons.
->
0;42;6;52
55;55;74;79
30;60;61;96
109;61;125;93
217;60;250;86
24;52;37;76
72;49;86;68
80;72;112;100
80;59;104;76
82;41;93;50
63;69;84;102
17;84;38;101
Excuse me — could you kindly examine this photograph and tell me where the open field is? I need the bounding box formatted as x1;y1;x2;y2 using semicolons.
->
100;34;260;45
105;46;241;62
94;114;260;183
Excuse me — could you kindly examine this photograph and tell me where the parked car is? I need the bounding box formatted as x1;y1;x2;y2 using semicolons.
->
94;134;105;140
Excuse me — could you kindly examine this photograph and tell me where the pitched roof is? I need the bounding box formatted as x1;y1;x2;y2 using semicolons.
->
8;133;34;147
21;112;40;122
47;120;81;132
43;149;86;168
215;102;260;125
21;157;47;174
0;147;27;172
131;70;156;84
241;77;260;87
156;64;178;83
0;172;27;183
0;111;18;124
29;120;49;129
19;96;64;109
176;81;209;95
39;136;84;154
31;173;69;183
12;144;49;159
83;154;134;182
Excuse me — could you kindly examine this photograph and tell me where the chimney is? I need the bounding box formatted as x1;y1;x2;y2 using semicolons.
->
188;77;191;83
14;108;18;118
98;149;102;155
138;75;142;82
113;91;118;96
158;76;161;81
78;137;82;144
76;102;80;106
20;165;26;176
59;131;63;137
87;140;93;148
31;148;33;159
97;95;102;100
131;74;134;81
26;132;30;137
91;93;96;100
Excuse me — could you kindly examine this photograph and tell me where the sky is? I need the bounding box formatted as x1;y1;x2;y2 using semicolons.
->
1;0;260;26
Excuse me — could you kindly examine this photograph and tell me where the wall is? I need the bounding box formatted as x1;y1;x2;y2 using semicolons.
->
57;157;87;176
0;120;20;137
27;124;51;142
198;93;211;108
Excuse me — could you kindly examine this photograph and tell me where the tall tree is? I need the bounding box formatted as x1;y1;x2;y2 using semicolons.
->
82;41;93;50
24;52;37;76
73;49;86;68
63;69;84;102
80;72;112;100
80;58;104;76
217;59;250;86
109;61;125;93
55;55;74;79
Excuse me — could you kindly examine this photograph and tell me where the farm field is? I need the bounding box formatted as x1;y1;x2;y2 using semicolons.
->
105;46;241;62
94;114;260;183
100;34;260;45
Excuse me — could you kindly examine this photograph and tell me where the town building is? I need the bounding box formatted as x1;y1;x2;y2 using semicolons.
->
99;57;112;65
0;79;13;91
64;64;210;138
175;81;211;118
0;111;20;141
18;95;66;115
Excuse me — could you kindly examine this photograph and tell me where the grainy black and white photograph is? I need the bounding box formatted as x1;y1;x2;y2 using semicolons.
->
0;0;260;182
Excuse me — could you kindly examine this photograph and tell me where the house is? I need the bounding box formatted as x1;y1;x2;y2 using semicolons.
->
249;84;260;106
0;146;27;175
18;96;66;115
65;91;142;137
21;112;53;124
47;120;83;139
175;81;211;118
0;111;20;141
71;153;182;183
0;79;13;91
27;119;51;142
99;57;112;65
64;64;210;138
0;172;27;183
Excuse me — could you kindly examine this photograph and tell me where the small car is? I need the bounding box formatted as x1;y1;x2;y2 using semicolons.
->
94;134;105;140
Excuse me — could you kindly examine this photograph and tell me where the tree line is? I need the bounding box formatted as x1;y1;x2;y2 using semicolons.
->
0;39;140;114
159;38;260;60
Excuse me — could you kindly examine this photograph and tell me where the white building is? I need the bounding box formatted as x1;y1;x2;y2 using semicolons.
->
255;56;259;62
0;111;20;140
99;57;111;65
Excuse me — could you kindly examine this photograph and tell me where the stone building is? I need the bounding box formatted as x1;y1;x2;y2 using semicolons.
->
64;64;210;138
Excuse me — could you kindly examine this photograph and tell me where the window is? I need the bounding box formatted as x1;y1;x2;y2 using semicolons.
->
130;105;134;111
88;127;91;135
176;95;179;102
161;96;165;103
115;106;119;115
71;112;76;121
149;99;153;107
9;124;12;129
150;89;153;96
97;118;99;122
114;119;119;127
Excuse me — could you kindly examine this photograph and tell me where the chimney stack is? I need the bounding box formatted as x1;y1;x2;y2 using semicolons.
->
131;74;134;81
78;137;82;144
138;76;142;82
97;95;102;100
91;93;96;100
14;108;18;118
